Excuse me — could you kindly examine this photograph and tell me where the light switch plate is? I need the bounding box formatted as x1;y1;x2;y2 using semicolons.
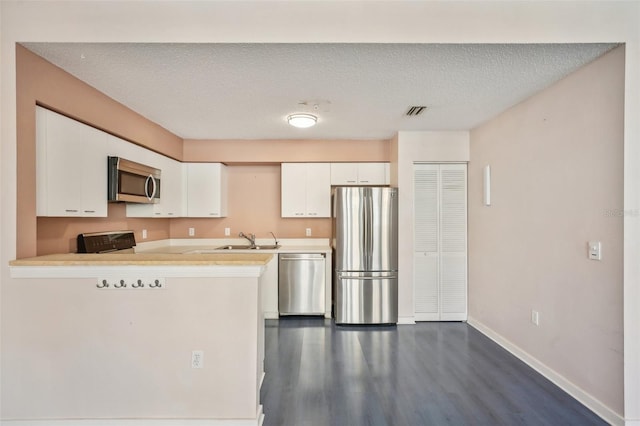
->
588;241;602;260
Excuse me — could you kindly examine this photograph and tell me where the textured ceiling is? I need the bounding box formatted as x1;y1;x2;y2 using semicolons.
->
23;43;617;140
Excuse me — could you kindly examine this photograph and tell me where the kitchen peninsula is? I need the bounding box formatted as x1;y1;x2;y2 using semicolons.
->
8;252;271;425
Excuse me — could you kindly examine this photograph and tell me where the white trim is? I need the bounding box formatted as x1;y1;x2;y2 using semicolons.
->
9;264;265;279
397;316;416;325
625;421;640;426
2;415;264;426
467;316;624;426
263;311;279;320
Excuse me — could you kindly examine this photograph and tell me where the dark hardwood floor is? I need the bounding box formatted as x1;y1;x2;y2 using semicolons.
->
260;318;606;426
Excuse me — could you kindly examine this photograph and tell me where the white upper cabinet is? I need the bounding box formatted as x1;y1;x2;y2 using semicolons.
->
281;163;331;218
330;163;388;185
184;163;228;217
36;106;108;217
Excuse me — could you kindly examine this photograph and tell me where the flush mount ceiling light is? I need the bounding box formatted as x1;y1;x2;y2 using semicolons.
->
287;113;317;128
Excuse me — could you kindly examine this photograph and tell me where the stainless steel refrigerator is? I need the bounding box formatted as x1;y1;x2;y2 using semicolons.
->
332;187;398;325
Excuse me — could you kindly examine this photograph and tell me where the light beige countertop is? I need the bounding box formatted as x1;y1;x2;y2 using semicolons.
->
10;252;273;267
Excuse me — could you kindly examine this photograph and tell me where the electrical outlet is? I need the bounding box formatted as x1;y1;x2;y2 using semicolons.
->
188;227;195;237
531;310;540;326
224;227;231;236
142;229;147;239
191;350;204;369
306;228;312;237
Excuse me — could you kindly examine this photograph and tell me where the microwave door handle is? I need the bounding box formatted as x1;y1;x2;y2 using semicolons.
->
145;175;156;200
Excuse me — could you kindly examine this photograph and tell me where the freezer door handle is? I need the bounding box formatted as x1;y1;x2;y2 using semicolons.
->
337;274;397;280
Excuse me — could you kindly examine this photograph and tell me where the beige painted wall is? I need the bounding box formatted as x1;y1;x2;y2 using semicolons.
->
1;275;262;420
170;165;332;240
468;47;624;414
184;138;389;163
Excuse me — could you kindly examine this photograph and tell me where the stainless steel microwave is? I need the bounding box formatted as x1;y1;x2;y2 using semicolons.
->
108;156;161;204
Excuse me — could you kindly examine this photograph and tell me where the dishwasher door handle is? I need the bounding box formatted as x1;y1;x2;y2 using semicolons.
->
280;256;325;261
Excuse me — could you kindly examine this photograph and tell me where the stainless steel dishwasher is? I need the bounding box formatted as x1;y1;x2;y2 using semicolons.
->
278;253;325;316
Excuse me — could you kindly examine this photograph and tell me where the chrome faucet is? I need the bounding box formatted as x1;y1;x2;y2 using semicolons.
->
239;231;256;248
270;231;279;246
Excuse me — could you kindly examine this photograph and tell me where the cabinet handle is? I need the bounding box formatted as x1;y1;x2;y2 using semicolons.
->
295;213;304;216
209;213;218;216
360;180;369;183
154;212;161;216
84;210;95;213
347;180;357;183
65;209;79;213
309;212;317;216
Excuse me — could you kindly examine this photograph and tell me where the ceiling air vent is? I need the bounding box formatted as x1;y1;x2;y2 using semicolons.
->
406;106;427;116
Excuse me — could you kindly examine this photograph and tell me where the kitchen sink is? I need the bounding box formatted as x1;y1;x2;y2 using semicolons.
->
216;244;281;250
184;245;281;254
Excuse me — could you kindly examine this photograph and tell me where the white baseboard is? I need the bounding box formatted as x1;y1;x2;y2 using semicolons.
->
2;420;262;426
2;408;265;426
263;311;279;320
397;316;416;325
467;316;624;426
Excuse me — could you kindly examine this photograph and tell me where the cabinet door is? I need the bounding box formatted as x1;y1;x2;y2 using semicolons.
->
357;163;386;185
36;107;84;216
186;163;226;217
80;125;108;216
305;163;331;217
160;157;184;217
281;163;307;217
330;163;358;185
37;108;109;217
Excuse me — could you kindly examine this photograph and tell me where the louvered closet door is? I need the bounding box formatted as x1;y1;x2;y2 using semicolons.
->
439;165;467;320
414;165;440;321
414;163;467;321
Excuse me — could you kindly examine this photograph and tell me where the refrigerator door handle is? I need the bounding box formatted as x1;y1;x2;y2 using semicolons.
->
337;274;398;280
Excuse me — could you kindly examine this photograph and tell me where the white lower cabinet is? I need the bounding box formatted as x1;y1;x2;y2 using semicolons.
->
36;106;108;217
184;163;228;217
281;163;331;217
413;163;467;321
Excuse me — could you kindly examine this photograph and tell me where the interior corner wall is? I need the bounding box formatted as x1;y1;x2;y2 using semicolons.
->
395;131;470;323
468;46;625;416
16;45;183;258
